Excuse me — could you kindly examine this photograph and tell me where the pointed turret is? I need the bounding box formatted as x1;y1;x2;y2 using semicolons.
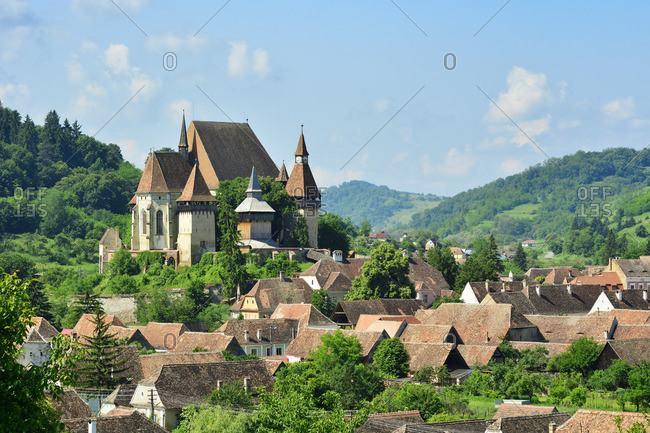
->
176;164;217;203
295;133;309;157
275;162;289;185
286;131;320;200
179;111;189;162
235;166;275;214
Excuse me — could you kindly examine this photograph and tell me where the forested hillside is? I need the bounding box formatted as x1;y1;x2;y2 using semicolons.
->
410;148;650;244
0;102;141;267
323;180;444;231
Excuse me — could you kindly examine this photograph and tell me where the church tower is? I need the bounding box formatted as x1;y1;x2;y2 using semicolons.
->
176;164;217;266
178;111;189;162
236;166;278;248
286;130;320;248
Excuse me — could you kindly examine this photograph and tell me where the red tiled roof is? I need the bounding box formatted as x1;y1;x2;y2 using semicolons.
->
493;404;557;419
589;309;650;324
72;314;126;341
557;409;648;432
524;315;615;344
135;322;189;350
176;164;217;202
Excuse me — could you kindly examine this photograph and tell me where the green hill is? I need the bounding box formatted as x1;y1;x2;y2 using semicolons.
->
409;147;650;244
322;180;445;231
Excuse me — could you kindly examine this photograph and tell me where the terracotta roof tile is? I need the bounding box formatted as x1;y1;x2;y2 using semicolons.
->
589;309;650;324
49;388;92;420
612;324;650;340
169;332;244;354
524;315;615;344
557;409;648;432
176;164;217;202
275;162;289;182
601;291;650;310
216;318;300;346
399;324;461;345
136;152;193;193
139;351;227;378
136;322;189;350
286;162;320;199
63;410;167;433
407;257;450;296
285;328;385;360
30;317;59;340
569;272;623;289
331;299;425;327
72;314;126;341
598;338;650;366
487;413;572;433
270;303;336;328
402;343;468;372
457;345;503;367
493;404;557;419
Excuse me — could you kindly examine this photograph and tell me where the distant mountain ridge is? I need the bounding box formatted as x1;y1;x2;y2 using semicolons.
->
322;180;445;231
408;147;650;242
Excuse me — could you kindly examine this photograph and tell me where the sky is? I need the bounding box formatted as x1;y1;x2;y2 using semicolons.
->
1;1;649;196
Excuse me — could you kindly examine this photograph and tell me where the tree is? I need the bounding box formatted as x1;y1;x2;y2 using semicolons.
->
370;383;444;421
293;216;311;247
216;203;247;298
107;248;140;276
66;290;105;327
311;289;335;317
345;243;414;300
360;219;371;237
478;234;504;279
0;273;79;432
427;247;458;289
373;337;410;378
264;252;301;278
76;311;127;391
206;381;253;408
513;243;527;271
318;213;351;257
547;337;603;376
173;405;251;433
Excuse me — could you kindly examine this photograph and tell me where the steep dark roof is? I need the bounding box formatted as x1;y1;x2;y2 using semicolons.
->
465;281;525;303
407;257;450;296
614;259;650;277
493;404;557;419
601;291;650;310
231;277;314;315
275;162;289;182
136;152;193;194
49;388;92;420
30;317;59;340
286;162;320;199
331;299;425;327
358;411;424;433
63;410;166;433
402;343;469;371
179;112;188;148
300;257;369;287
216;318;300;346
142;360;274;409
295;133;309;156
597;338;650;365
190;121;278;189
139;351;227;378
486;412;572;433
176;164;217;202
485;284;603;316
168;332;245;355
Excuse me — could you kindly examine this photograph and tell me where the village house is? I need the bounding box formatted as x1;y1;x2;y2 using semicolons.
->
424;238;440;250
588;308;650;324
523;315;616;344
63;409;166;433
269;303;338;330
18;327;52;367
368;231;388;241
168;332;245;355
604;257;650;290
449;247;467;265
588;289;650;315
492;404;558;420
460;280;526;304
134;322;189;352
569;271;623;290
521;239;538;247
285;328;387;363
216;318;300;357
415;303;544;345
594;338;650;370
230;275;314;319
402;343;469;378
485;412;571;433
130;360;276;430
482;284;604;316
331;299;425;328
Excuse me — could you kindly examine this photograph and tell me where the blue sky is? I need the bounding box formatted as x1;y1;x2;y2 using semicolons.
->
1;1;649;196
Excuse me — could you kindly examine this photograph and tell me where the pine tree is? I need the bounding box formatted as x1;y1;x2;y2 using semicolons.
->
513;243;527;271
645;240;650;256
478;234;504;279
38;110;62;163
604;230;617;261
217;203;247;298
293;216;310;247
427;247;458;288
17;114;39;155
76;311;127;391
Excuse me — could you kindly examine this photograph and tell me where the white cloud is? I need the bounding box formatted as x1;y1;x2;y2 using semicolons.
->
500;158;525;175
558;119;581;130
228;41;248;77
168;99;192;123
507;115;551;146
311;166;364;188
145;32;209;53
373;98;390;114
485;66;549;123
0;0;28;19
72;0;149;14
227;41;270;80
252;48;270;79
73;83;107;113
602;97;635;120
81;40;98;52
437;147;475;176
105;44;130;74
0;83;29;103
117;138;148;168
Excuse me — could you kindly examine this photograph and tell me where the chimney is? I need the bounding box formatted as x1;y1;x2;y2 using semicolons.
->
244;330;249;341
567;285;572;296
257;329;262;340
549;421;557;433
604;330;609;340
333;250;343;262
88;420;97;433
644;290;648;302
485;280;489;291
536;286;541;297
291;328;296;339
608;257;613;270
616;291;622;301
501;282;506;292
509;271;514;282
279;271;285;282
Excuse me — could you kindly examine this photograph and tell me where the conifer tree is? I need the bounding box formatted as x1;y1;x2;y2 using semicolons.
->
513;243;527;271
76;311;127;391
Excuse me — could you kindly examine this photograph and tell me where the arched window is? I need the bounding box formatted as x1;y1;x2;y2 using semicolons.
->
141;211;147;234
156;210;164;235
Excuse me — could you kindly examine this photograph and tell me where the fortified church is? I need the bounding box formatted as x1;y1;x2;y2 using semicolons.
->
99;115;320;271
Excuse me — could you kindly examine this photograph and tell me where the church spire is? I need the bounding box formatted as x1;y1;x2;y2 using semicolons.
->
179;111;189;162
246;165;263;199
